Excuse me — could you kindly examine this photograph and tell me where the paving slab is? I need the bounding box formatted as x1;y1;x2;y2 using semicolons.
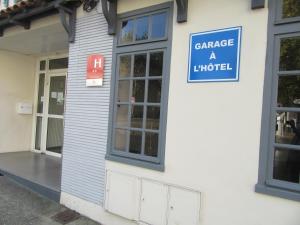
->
0;176;101;225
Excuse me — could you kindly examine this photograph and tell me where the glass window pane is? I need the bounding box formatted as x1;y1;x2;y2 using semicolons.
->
39;60;46;71
114;129;127;151
48;76;66;115
118;80;130;102
280;36;300;71
136;16;149;41
146;106;160;130
120;55;131;77
151;13;167;39
149;52;163;77
148;80;162;103
35;116;42;150
131;105;144;128
275;112;300;145
278;75;300;107
37;74;45;114
132;80;145;103
273;148;300;184
282;0;300;19
116;105;129;127
49;58;68;70
134;54;147;77
129;131;142;154
145;132;158;157
121;20;134;44
46;118;63;154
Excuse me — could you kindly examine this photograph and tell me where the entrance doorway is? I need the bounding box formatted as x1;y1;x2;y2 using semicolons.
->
33;56;68;157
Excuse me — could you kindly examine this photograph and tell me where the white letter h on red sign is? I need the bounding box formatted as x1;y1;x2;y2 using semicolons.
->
94;58;102;68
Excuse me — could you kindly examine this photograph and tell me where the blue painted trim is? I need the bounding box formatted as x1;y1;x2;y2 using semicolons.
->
187;26;242;83
255;183;300;202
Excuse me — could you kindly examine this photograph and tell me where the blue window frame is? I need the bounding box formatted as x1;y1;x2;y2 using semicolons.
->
256;0;300;201
106;2;173;171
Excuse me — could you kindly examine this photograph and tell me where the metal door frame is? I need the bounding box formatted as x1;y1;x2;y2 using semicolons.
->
31;54;68;157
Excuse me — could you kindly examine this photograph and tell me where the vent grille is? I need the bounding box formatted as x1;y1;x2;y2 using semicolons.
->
52;209;80;224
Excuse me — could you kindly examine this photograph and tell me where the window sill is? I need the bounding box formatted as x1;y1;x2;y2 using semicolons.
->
105;154;165;172
255;183;300;202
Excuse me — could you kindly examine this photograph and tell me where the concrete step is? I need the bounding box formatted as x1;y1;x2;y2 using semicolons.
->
0;170;60;202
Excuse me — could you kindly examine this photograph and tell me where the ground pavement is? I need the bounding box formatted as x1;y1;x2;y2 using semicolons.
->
0;176;101;225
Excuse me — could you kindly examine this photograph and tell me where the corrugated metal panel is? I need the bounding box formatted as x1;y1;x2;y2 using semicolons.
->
61;11;113;205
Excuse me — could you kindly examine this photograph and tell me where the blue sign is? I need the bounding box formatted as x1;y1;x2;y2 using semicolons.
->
188;27;242;82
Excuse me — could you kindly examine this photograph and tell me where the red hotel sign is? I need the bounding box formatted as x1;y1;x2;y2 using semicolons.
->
86;54;104;86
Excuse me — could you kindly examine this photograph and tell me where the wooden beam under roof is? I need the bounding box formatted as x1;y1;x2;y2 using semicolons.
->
0;0;81;42
252;0;265;9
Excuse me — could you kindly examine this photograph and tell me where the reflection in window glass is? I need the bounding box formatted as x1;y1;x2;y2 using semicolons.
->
115;129;127;151
146;106;160;130
280;36;300;71
148;80;162;103
132;80;145;102
48;76;66;115
151;13;167;38
149;52;164;76
116;105;129;127
136;16;149;41
46;118;63;154
35;116;42;150
112;9;169;161
134;54;147;77
40;61;46;71
275;112;300;145
37;74;45;114
131;105;144;128
282;0;300;19
49;58;68;70
273;148;300;183
118;80;130;102
278;75;300;107
129;131;142;154
120;55;131;77
2;0;8;7
121;20;134;44
145;132;158;157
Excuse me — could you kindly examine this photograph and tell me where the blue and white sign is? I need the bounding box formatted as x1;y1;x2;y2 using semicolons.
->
188;27;242;82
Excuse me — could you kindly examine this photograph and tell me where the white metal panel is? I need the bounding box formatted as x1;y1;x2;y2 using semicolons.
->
167;186;201;225
61;11;113;205
139;180;168;225
105;171;141;221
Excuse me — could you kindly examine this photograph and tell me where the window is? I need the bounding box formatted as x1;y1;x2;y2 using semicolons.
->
49;57;68;70
119;9;168;45
256;0;300;201
2;0;8;8
106;3;172;171
276;0;300;24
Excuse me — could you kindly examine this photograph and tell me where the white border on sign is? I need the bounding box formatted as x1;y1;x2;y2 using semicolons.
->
187;26;242;83
86;78;103;87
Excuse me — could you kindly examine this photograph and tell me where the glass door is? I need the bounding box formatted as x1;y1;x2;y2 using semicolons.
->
34;73;46;151
45;74;66;155
33;72;66;156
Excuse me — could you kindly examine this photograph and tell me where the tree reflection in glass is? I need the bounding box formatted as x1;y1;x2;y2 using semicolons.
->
282;0;300;19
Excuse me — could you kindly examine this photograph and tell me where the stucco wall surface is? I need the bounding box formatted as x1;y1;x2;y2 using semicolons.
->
106;0;300;225
0;51;36;152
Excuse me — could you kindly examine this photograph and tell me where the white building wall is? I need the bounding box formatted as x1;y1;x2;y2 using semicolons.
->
62;0;300;225
0;51;36;152
106;0;300;225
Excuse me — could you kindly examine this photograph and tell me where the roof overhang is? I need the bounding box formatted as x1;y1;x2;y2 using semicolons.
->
0;0;81;43
83;0;265;36
0;0;265;44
